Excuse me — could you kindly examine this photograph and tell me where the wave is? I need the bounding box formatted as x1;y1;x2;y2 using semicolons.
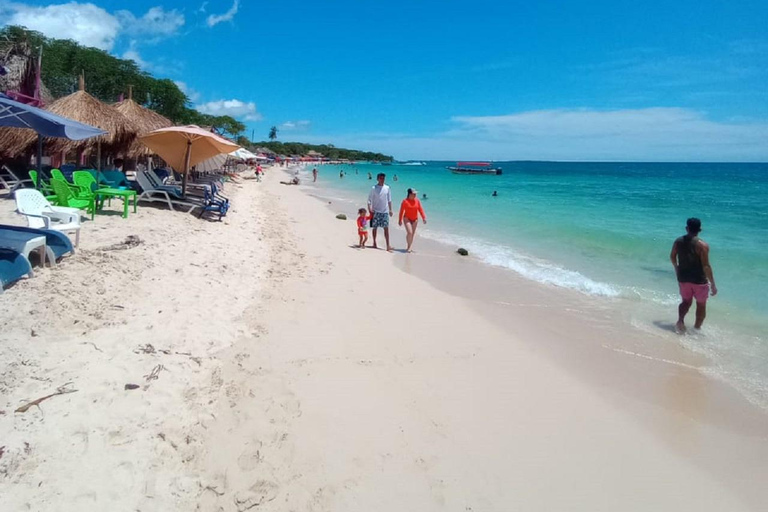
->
420;230;621;297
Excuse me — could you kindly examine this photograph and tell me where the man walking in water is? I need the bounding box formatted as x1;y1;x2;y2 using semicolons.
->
670;218;717;332
367;173;393;251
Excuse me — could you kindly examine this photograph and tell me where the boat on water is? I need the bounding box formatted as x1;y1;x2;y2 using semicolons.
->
402;161;426;166
447;161;503;175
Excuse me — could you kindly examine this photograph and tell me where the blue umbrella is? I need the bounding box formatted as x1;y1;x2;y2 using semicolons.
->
0;93;106;186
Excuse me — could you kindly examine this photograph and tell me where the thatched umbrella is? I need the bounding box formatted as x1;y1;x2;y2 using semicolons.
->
0;75;137;168
113;85;172;157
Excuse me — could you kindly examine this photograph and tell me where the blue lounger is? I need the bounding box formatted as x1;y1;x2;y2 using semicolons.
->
0;247;32;292
0;224;74;264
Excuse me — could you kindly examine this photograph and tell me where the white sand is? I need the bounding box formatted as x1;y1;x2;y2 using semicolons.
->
1;168;767;511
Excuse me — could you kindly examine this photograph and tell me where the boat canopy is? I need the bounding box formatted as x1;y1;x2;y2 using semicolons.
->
457;161;491;166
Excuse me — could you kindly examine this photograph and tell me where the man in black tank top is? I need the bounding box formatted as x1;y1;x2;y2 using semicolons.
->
670;218;718;332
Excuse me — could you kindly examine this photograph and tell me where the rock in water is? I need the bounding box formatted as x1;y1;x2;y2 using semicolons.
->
336;214;347;220
457;248;469;256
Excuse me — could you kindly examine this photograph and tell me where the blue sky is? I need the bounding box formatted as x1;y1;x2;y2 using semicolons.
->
2;0;768;160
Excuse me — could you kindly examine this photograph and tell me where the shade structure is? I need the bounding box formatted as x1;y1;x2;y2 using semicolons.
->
139;125;239;195
0;93;107;185
195;152;229;173
231;148;265;160
0;93;106;139
113;90;172;157
42;89;137;159
195;147;265;172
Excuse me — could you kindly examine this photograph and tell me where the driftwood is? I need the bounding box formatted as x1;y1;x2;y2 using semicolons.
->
15;383;77;413
144;364;165;382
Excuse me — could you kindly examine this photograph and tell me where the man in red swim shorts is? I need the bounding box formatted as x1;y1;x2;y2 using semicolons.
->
670;217;718;333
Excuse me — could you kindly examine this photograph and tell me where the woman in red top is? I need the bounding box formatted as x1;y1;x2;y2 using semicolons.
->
398;188;427;253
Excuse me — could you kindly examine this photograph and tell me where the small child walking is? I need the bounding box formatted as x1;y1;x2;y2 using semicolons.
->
357;208;371;248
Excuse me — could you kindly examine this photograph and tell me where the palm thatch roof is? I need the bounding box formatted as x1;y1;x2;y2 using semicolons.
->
114;86;172;157
0;75;138;158
0;36;53;104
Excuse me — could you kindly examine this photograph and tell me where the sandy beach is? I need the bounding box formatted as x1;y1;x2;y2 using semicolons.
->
2;166;768;511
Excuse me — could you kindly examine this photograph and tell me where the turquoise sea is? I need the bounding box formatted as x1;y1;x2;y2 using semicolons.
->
305;161;768;408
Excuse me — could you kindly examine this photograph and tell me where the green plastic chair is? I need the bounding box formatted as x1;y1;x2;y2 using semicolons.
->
73;170;112;210
51;178;94;218
28;170;57;201
73;170;104;192
50;168;67;182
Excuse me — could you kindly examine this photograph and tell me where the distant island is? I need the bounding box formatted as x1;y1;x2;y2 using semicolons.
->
239;140;393;162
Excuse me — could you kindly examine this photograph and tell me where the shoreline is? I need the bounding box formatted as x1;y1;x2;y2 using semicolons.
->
2;167;768;510
274;166;768;510
302;164;768;412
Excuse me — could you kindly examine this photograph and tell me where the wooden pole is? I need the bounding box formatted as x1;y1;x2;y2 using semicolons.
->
182;140;192;197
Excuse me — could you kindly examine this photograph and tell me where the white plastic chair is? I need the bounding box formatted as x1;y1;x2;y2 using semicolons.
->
14;189;82;248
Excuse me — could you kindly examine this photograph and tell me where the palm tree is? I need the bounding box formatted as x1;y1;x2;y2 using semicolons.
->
268;126;278;141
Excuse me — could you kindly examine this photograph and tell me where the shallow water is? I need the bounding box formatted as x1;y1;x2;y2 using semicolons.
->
305;161;768;408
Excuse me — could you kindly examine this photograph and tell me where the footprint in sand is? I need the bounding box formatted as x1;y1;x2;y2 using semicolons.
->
234;480;279;511
237;447;264;471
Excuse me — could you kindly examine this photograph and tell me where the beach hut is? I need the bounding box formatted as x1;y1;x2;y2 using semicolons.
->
0;36;53;106
113;85;172;157
0;40;56;158
0;75;137;168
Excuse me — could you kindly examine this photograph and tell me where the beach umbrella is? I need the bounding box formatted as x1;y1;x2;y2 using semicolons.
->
0;92;106;186
113;85;172;157
139;125;239;196
195;152;229;173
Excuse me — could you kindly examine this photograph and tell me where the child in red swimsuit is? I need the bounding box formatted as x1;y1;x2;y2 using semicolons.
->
357;208;371;248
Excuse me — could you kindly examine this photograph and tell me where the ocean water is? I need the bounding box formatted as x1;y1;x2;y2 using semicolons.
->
304;161;768;408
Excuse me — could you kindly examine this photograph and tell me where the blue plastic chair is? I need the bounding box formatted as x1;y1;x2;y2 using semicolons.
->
198;189;229;220
59;164;76;182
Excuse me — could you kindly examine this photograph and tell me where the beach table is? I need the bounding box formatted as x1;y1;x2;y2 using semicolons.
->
93;188;137;218
0;230;46;273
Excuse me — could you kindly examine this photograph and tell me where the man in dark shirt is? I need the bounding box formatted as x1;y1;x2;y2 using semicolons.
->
670;218;717;333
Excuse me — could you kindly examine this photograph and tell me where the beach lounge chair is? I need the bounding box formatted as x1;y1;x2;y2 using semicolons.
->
58;164;76;182
50;178;95;218
0;165;33;193
198;188;229;220
135;170;201;213
143;169;185;195
15;189;82;247
0;226;46;270
0;248;33;293
99;170;129;188
0;224;73;265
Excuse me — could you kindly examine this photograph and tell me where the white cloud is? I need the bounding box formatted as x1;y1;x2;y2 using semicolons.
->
4;2;120;50
116;6;184;39
294;108;768;162
196;99;262;121
206;0;239;27
1;3;184;52
280;120;311;130
174;80;201;103
122;44;147;69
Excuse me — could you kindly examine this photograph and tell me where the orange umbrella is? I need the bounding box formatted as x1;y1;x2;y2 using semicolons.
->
139;125;239;195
